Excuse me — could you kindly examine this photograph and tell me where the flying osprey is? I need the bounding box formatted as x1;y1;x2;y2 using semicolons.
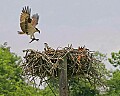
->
18;6;40;43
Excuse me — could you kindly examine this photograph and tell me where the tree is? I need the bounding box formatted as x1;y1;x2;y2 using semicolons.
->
104;51;120;96
108;51;120;67
68;77;99;96
0;43;41;96
105;70;120;96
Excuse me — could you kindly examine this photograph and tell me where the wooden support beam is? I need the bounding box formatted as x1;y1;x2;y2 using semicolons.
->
59;56;68;96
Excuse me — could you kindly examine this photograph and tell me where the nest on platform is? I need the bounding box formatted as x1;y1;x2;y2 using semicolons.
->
22;43;104;86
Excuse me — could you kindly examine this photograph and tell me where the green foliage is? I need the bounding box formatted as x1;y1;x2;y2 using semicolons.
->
0;43;42;96
69;78;99;96
103;51;120;96
108;51;120;67
105;70;120;96
39;86;59;96
94;51;107;61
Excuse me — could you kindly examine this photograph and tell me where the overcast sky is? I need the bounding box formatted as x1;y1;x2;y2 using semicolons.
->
0;0;120;69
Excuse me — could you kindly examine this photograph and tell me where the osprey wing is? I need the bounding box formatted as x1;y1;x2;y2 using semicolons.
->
20;6;31;23
31;13;39;27
20;6;32;33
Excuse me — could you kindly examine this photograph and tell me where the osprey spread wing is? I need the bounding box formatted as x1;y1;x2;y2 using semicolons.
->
18;6;40;43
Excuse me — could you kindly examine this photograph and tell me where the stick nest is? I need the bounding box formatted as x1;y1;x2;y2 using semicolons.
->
22;43;104;86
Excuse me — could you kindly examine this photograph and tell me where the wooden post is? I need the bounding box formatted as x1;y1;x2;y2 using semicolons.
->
59;56;68;96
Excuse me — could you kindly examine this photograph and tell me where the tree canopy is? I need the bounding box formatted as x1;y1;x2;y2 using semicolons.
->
108;51;120;67
104;51;120;96
0;43;41;96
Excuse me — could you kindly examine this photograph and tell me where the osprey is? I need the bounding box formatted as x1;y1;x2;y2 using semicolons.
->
18;6;40;43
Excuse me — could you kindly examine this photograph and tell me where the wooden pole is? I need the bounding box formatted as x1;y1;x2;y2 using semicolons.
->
59;56;68;96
